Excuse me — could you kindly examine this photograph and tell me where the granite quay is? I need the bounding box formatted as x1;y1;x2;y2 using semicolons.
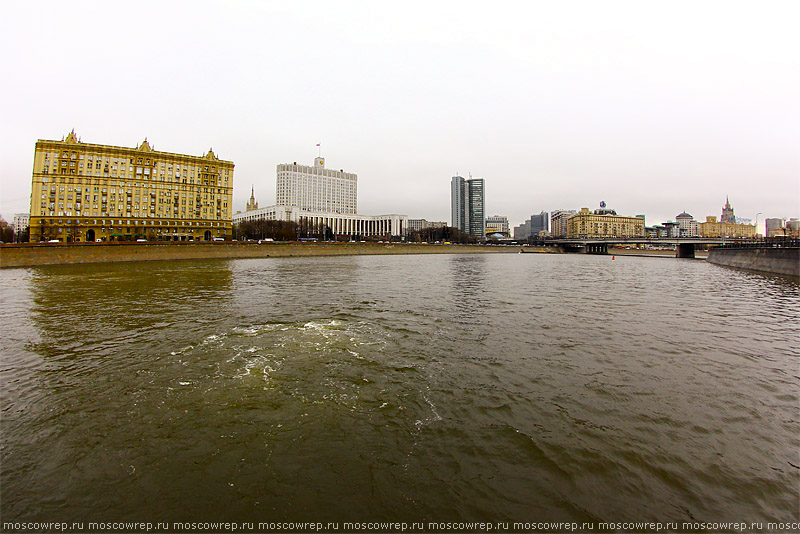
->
0;242;525;269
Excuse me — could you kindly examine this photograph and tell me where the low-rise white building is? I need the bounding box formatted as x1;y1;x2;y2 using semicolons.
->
234;205;407;237
407;219;447;233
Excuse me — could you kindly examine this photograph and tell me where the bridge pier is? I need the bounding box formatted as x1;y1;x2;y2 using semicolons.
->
677;243;695;258
586;243;608;255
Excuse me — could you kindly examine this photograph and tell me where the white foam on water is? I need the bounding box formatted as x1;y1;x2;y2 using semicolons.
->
202;333;227;344
415;391;443;428
170;345;194;356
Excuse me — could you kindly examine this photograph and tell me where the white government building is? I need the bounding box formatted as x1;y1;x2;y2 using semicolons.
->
234;157;407;238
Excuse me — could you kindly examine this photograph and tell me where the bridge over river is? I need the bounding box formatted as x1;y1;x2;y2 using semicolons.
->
542;237;731;258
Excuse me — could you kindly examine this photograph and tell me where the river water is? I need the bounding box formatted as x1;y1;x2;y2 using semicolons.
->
1;254;798;528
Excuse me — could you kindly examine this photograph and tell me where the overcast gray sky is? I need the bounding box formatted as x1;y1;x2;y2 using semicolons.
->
2;0;798;232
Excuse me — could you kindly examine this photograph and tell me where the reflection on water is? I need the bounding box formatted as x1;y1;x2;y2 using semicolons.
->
1;254;798;525
448;255;488;321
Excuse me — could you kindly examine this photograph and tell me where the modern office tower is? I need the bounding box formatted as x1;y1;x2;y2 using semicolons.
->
276;157;357;214
28;130;234;243
765;218;784;237
721;197;736;224
485;215;509;237
451;176;466;232
567;204;645;238
451;175;485;239
530;211;549;237
513;220;531;240
550;210;576;238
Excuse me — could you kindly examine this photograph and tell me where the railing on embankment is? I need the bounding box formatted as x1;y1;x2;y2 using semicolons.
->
707;238;799;278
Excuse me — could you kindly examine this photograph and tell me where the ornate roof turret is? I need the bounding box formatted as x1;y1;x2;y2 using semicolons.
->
246;185;258;211
64;129;79;144
138;138;153;151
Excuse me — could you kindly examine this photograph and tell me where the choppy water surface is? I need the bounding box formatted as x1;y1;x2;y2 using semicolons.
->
2;254;798;526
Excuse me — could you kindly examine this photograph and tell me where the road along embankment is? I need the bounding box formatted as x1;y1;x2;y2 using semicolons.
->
0;242;531;269
707;247;799;278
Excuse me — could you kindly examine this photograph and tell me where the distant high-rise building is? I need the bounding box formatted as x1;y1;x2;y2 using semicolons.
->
451;175;485;239
721;197;736;224
765;218;784;237
513;220;531;240
451;176;466;232
550;210;576;237
675;211;699;237
277;157;357;214
515;212;549;240
785;218;799;237
530;211;549;236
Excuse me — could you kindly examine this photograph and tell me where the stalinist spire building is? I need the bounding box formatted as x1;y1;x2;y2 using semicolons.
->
246;186;258;211
721;197;736;224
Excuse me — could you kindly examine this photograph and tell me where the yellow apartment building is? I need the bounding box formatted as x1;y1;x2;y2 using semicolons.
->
698;216;756;238
29;130;234;243
567;207;645;238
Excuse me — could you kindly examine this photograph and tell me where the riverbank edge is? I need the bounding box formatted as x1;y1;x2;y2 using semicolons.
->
610;249;709;259
707;247;799;278
0;242;534;269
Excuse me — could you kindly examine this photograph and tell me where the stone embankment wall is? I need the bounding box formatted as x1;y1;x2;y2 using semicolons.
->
0;242;532;269
707;247;799;278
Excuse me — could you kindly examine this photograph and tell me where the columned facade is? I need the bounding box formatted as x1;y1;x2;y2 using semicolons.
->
233;205;407;238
